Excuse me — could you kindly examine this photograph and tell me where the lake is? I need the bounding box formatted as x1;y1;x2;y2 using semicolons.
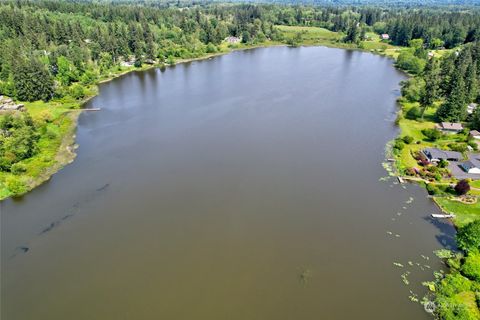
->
1;46;456;319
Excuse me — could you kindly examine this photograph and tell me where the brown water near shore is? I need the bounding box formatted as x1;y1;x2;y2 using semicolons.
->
1;47;456;320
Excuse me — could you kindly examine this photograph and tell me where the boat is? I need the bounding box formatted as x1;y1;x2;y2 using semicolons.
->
431;213;455;219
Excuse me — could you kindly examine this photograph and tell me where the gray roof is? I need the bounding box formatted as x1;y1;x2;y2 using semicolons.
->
423;148;462;160
470;130;480;136
460;161;476;172
440;122;463;130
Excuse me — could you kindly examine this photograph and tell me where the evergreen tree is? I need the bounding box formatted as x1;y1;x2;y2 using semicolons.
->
13;57;54;102
436;71;468;122
419;58;440;117
344;23;359;44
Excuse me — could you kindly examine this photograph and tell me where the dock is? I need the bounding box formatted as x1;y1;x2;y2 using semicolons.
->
431;213;455;219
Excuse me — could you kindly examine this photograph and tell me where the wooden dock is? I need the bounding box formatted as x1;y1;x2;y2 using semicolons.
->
431;213;455;219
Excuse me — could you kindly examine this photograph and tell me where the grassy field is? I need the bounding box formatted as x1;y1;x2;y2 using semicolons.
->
276;25;402;59
435;198;480;227
276;25;341;45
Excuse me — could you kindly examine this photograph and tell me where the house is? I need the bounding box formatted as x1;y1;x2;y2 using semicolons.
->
467;103;478;115
436;122;463;133
459;161;480;174
470;130;480;139
381;34;389;40
0;95;24;112
422;148;462;162
225;36;241;44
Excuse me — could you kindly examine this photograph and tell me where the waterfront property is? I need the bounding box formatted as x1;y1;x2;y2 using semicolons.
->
436;122;464;133
448;153;480;179
422;147;462;163
225;36;241;44
459;161;480;174
470;130;480;139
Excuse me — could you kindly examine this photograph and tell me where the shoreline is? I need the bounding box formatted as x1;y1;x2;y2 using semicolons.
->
0;40;402;200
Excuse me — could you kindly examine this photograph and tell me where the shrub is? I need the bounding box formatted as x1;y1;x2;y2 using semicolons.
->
401;78;424;102
5;176;27;195
396;50;426;74
405;106;422;119
437;272;472;297
80;69;97;85
457;220;480;253
70;84;86;100
455;179;471;196
10;162;27;174
426;183;439;195
393;139;405;150
422;128;442;141
461;253;480;281
402;135;414;144
38;109;53;123
438;159;449;168
467;141;478;151
448;143;468;153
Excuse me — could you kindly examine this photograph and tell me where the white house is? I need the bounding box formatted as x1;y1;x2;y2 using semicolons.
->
381;34;390;40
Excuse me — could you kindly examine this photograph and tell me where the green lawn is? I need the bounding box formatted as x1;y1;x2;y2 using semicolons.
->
276;25;341;44
435;198;480;227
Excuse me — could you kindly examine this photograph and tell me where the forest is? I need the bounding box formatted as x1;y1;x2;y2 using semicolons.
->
0;1;480;319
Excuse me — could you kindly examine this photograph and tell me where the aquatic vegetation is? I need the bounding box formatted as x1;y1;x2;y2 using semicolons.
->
298;268;312;286
401;271;411;285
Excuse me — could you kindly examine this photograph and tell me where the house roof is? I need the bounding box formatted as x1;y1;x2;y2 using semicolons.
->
470;130;480;136
460;161;478;172
423;148;462;160
440;122;463;130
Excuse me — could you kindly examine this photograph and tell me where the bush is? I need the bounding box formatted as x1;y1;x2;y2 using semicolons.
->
10;162;27;174
437;272;472;297
422;128;443;141
405;106;422;119
38;109;53;123
402;135;414;144
396;50;426;75
438;159;449;168
426;183;439;195
80;69;97;85
455;179;471;196
401;78;424;102
448;143;468;153
69;84;86;100
393;139;405;150
461;253;480;281
467;141;478;151
5;176;27;195
457;220;480;253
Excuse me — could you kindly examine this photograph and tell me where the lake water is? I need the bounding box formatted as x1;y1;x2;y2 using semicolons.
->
1;47;456;320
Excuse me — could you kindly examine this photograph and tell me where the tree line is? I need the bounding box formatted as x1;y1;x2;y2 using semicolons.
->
1;1;480;103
